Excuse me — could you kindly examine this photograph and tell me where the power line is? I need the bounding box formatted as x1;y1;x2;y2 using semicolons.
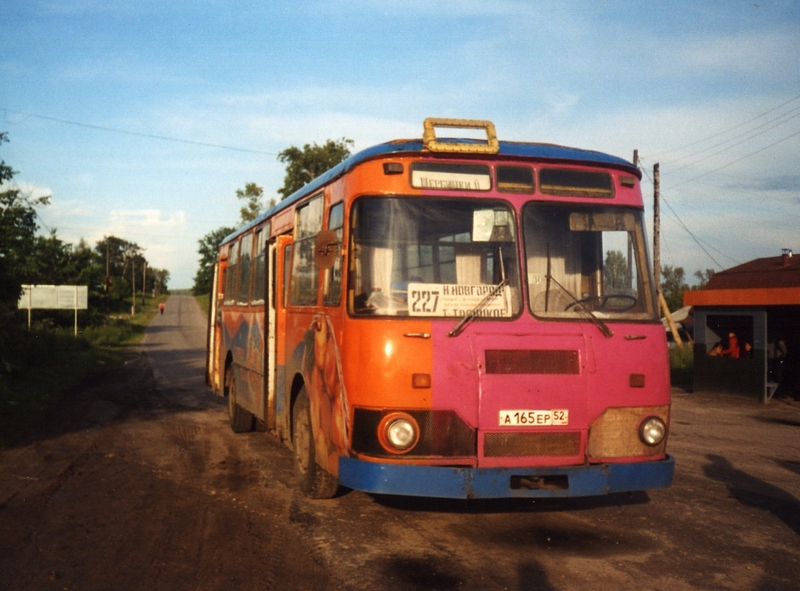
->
660;195;726;270
650;92;800;160
640;164;729;270
664;104;800;169
1;107;278;156
665;126;800;191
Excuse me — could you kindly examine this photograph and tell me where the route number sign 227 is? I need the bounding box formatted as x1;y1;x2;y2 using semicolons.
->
410;290;440;314
406;283;511;317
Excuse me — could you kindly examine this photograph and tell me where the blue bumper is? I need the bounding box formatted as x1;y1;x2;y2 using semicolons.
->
338;455;675;499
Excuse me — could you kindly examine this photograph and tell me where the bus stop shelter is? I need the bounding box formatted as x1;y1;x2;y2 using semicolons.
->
684;250;800;403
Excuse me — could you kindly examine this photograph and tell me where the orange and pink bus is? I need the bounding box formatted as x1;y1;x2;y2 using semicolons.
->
206;118;673;499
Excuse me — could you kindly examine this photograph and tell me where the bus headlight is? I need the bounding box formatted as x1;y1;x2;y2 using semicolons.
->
378;412;420;454
639;416;667;446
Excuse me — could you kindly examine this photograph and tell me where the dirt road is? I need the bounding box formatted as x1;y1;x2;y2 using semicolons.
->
1;295;798;591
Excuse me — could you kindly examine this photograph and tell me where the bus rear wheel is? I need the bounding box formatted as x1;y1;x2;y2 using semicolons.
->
227;370;254;433
292;387;339;499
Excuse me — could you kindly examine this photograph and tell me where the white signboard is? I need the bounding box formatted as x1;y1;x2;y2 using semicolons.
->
18;285;88;310
410;169;491;191
18;285;89;336
406;283;511;317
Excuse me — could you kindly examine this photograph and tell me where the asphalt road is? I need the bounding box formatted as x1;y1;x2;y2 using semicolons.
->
0;295;798;591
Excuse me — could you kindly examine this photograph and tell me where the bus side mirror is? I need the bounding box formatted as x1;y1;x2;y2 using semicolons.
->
314;229;339;269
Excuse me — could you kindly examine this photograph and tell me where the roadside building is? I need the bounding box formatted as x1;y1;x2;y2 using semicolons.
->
683;249;800;402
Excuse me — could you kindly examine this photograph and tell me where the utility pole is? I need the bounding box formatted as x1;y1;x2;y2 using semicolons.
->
142;261;147;306
653;162;660;293
105;241;110;325
653;162;683;347
631;150;639;289
131;258;136;316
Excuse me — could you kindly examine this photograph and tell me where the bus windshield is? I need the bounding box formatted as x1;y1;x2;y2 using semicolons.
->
523;203;657;321
350;197;521;318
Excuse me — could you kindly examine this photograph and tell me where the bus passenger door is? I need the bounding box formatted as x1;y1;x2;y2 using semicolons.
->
207;261;224;396
272;235;293;439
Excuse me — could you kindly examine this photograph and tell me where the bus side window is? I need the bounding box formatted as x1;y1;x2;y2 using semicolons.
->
251;228;267;305
237;233;253;306
283;244;292;309
290;195;323;306
323;202;344;306
223;240;238;305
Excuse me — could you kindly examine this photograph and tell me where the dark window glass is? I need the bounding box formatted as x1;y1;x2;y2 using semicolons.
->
323;203;345;306
283;244;292;308
223;242;238;305
523;203;657;321
237;233;253;306
290;196;323;306
539;169;614;198
497;166;534;193
251;228;267;305
349;197;521;318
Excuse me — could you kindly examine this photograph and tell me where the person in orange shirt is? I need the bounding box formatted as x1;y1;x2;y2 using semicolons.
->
720;331;739;358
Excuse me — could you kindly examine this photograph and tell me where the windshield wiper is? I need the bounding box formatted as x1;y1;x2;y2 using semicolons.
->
447;278;509;337
448;246;508;338
545;273;614;339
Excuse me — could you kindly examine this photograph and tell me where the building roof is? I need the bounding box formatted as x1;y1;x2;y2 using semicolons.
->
684;251;800;307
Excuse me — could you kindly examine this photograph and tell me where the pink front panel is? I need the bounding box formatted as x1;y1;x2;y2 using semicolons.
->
474;330;589;468
429;315;670;468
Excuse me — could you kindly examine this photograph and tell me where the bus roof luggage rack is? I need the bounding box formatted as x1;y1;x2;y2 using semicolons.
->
423;117;499;155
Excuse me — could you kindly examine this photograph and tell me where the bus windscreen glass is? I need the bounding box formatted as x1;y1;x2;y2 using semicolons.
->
523;204;657;321
350;197;521;317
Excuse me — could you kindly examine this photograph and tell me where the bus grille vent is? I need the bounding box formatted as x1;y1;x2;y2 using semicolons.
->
485;349;579;374
483;431;581;457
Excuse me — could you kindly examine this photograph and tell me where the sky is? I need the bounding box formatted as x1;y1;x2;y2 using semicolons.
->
1;0;799;289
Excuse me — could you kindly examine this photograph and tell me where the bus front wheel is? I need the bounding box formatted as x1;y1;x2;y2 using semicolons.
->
227;370;254;433
292;387;339;499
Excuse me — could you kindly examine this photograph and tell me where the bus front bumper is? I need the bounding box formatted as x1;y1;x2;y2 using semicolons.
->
338;455;674;499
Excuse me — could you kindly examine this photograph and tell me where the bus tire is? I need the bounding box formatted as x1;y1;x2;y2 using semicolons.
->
293;387;339;499
227;370;254;433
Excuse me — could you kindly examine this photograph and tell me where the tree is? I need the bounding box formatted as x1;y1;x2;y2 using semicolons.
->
93;236;146;312
94;236;141;277
192;137;354;295
192;226;235;295
660;265;689;312
693;268;715;289
236;183;266;223
604;250;631;291
0;132;51;325
277;138;353;200
149;268;170;296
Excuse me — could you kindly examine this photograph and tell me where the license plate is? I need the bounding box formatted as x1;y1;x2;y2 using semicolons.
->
499;409;569;427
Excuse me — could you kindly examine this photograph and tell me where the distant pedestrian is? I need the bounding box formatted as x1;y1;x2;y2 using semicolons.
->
159;302;165;315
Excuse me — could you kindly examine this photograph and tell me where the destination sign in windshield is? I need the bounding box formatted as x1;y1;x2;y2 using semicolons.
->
406;283;511;317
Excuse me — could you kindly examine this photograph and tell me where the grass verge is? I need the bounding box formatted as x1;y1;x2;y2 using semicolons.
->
0;296;167;448
669;345;694;390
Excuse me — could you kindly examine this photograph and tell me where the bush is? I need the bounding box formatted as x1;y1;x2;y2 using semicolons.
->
0;327;122;447
0;296;164;447
669;345;694;389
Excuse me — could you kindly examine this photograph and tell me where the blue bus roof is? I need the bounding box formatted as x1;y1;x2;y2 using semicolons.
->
223;139;640;244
